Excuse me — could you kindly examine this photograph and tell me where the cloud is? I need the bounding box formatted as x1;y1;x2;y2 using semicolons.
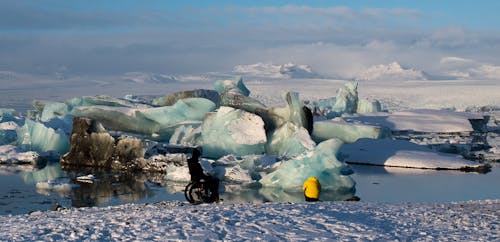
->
0;3;499;80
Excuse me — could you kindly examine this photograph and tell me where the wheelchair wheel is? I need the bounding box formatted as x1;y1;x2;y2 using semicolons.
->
184;182;196;204
185;181;213;204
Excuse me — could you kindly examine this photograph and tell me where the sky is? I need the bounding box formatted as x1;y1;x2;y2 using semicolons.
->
1;0;500;78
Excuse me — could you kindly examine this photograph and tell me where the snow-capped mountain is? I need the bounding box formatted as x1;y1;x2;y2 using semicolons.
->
233;62;318;78
357;62;429;81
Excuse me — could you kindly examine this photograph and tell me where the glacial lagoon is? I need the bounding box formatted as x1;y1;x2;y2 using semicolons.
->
1;163;498;215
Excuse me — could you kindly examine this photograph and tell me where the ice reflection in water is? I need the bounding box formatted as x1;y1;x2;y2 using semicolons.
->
1;161;499;215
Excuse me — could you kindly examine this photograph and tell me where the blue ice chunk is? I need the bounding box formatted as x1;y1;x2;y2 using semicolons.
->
151;89;220;107
357;98;382;113
168;121;203;146
214;77;250;96
65;95;135;108
265;122;315;156
309;81;360;118
220;92;267;114
201;106;267;158
312;119;391;143
40;102;69;122
16;120;70;154
332;81;358;114
72;98;216;140
261;92;311;132
141;98;216;125
259;139;356;192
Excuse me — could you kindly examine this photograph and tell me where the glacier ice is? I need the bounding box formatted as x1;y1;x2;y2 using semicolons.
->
357;98;382;113
151;89;220;107
220;92;268;114
259;139;356;193
141;98;216;126
260;92;313;133
0;144;42;166
16;119;70;154
40;102;69;122
265;122;315;156
312;119;391;143
66;95;138;108
201;106;267;158
168;121;203;146
307;81;381;118
72;98;216;141
214;77;250;96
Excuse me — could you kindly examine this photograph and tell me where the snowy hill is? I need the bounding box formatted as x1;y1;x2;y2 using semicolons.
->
357;62;429;81
438;57;500;80
122;72;178;83
233;62;319;78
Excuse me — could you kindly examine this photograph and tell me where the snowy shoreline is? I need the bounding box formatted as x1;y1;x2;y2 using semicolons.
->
1;200;498;241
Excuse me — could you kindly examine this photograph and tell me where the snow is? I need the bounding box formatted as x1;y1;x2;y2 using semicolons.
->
357;62;429;81
344;109;483;133
340;139;483;170
233;62;318;79
0;200;498;241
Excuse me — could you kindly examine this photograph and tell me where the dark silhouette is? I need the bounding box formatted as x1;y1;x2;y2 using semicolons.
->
185;147;219;204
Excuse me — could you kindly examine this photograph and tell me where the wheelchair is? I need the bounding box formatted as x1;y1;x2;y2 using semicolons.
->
184;178;217;204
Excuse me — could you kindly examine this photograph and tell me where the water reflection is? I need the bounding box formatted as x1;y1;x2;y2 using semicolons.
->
2;161;499;215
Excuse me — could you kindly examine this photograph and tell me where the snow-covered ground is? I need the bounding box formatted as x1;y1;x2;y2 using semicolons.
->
1;200;498;241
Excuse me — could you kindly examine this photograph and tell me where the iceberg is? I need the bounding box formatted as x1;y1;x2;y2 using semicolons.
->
308;81;377;118
259;139;356;193
312;119;391;143
265;122;316;156
168;121;203;146
340;138;490;171
201;106;267;158
357;98;382;113
40;102;69;122
260;92;313;133
16;119;70;154
151;89;220;107
220;92;268;114
66;95;138;108
141;98;216;126
72;98;216;140
0;144;42;166
214;77;250;96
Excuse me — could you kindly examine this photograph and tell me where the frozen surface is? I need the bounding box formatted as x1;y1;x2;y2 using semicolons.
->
340;138;484;169
312;119;391;143
344;109;484;133
0;200;498;241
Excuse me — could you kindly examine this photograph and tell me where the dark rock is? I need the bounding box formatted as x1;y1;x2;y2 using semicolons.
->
61;117;145;170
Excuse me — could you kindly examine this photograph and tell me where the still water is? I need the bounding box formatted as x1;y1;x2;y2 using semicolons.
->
1;163;499;215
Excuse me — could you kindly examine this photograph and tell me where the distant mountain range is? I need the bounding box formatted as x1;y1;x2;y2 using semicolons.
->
233;62;319;79
2;59;499;84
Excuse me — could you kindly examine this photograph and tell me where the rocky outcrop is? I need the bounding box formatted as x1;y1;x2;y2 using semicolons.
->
61;117;146;171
